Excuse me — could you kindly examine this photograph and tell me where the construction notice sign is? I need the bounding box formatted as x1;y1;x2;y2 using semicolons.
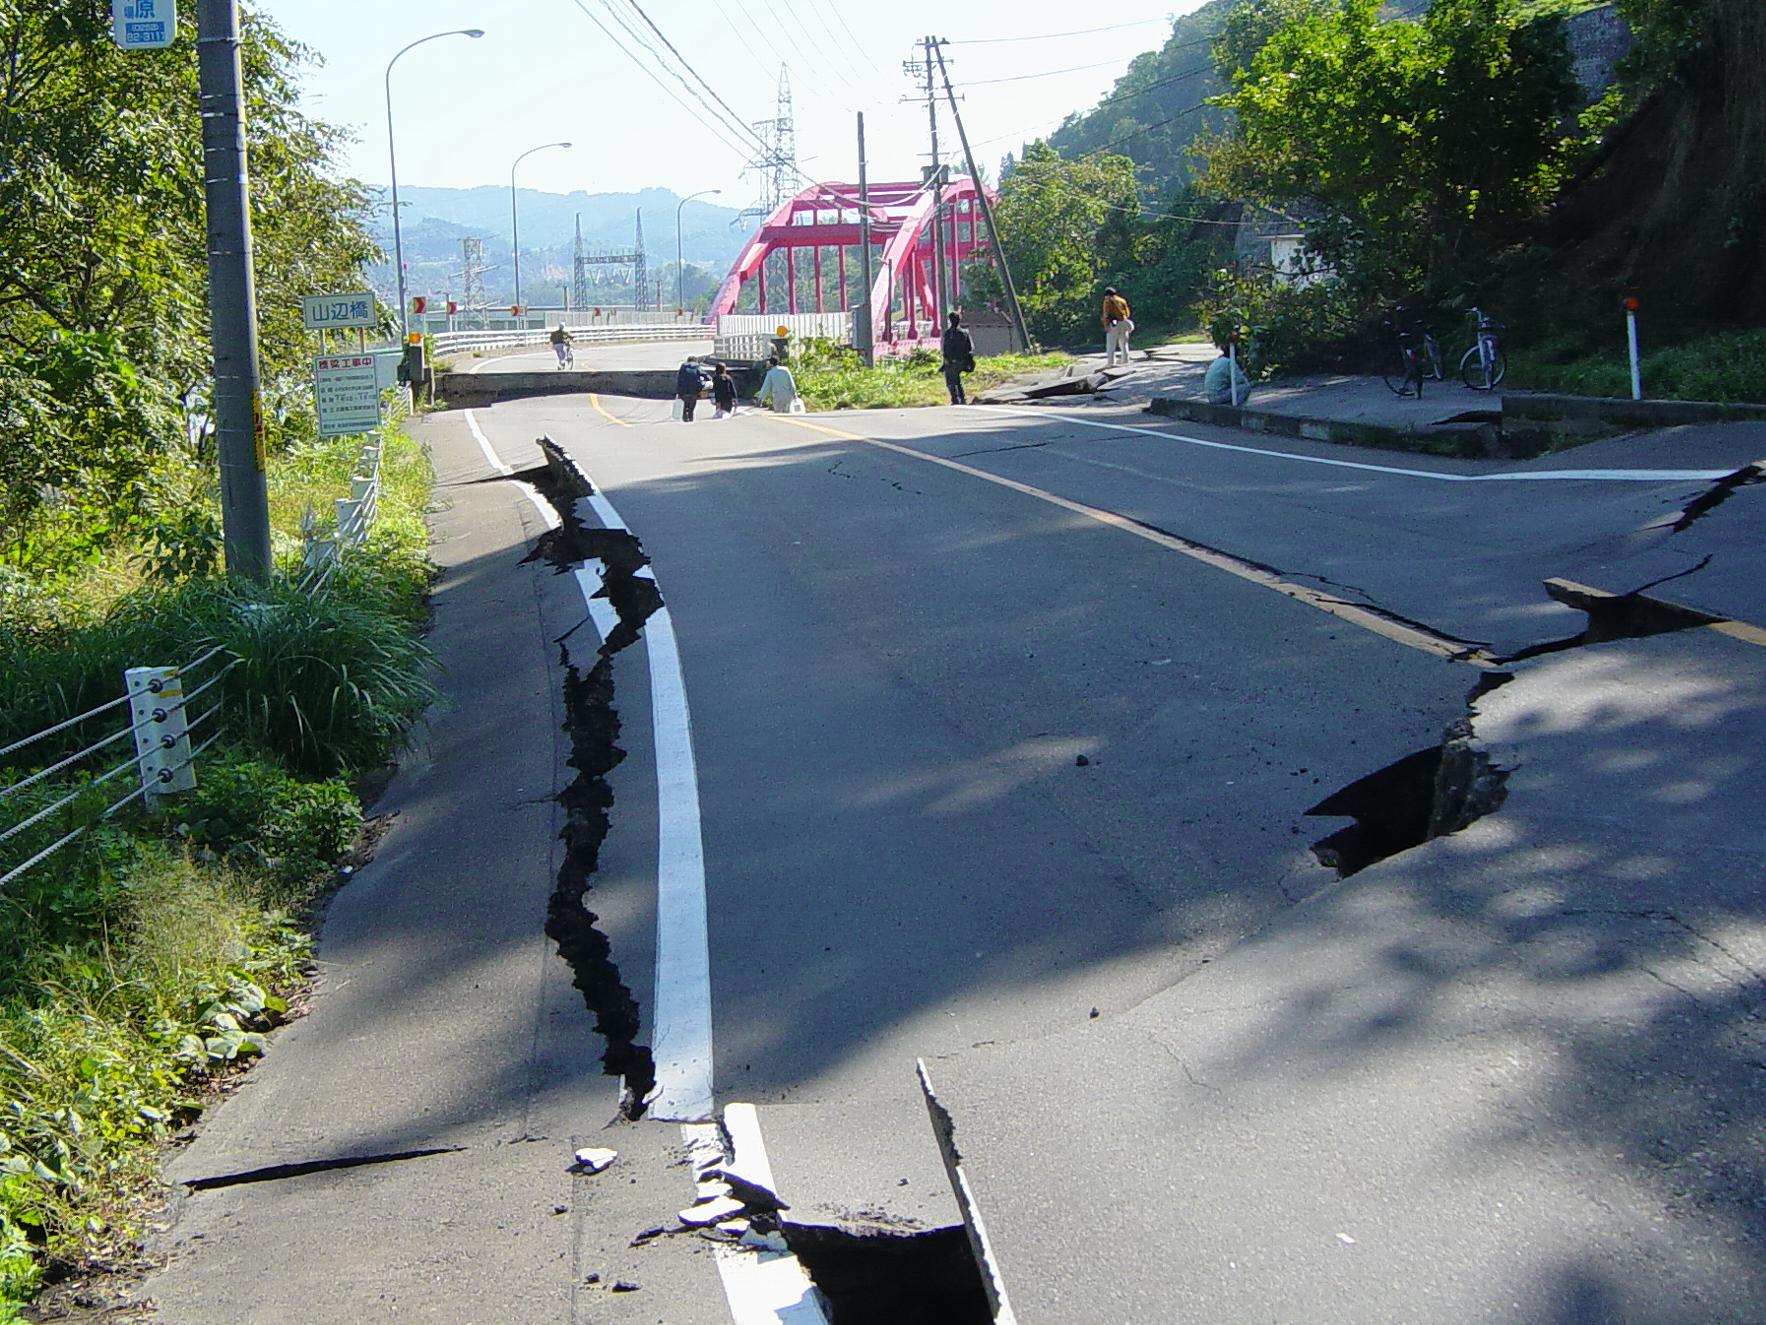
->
314;354;381;437
112;0;176;49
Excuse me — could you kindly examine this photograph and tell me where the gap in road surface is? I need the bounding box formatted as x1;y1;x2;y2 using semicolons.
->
1307;676;1514;879
522;454;662;1119
784;1223;992;1324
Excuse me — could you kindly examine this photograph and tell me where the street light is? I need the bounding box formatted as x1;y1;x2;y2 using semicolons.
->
386;28;484;342
510;141;572;321
676;188;721;313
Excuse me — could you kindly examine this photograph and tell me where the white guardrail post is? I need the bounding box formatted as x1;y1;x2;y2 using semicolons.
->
126;666;197;803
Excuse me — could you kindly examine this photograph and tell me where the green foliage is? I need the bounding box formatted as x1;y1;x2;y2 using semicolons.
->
1194;270;1365;377
974;144;1144;344
1202;0;1581;302
0;1;382;574
1046;1;1236;197
0;846;311;1306
1511;328;1766;403
172;752;360;906
786;340;1070;411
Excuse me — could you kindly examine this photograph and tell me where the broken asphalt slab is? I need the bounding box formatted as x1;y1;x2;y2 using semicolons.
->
923;627;1766;1324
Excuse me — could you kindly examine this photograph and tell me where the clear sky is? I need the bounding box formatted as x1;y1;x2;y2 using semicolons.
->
255;1;1206;208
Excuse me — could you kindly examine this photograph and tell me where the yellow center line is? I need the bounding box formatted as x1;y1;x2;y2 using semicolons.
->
589;393;633;428
771;413;1496;666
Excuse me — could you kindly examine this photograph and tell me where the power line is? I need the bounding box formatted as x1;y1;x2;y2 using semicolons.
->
563;0;757;161
610;0;774;156
961;57;1134;87
946;18;1171;45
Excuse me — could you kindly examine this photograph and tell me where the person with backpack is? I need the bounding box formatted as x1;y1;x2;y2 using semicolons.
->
1101;287;1133;366
941;311;976;404
549;324;573;368
675;358;709;421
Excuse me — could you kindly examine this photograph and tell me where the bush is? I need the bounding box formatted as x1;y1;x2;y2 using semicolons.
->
172;751;360;906
786;338;1071;411
1194;271;1367;377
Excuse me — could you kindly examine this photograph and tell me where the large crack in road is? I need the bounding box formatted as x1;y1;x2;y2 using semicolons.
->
520;445;663;1119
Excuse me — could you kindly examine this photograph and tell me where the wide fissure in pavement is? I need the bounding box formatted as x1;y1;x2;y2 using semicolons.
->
1306;677;1513;879
785;1223;991;1325
522;453;663;1118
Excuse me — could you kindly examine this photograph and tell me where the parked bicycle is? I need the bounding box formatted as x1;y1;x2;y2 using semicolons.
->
1378;316;1438;398
1460;308;1506;391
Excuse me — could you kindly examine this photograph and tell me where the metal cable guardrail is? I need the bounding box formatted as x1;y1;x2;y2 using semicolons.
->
0;650;239;892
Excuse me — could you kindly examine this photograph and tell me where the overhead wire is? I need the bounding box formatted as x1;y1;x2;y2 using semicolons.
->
946;18;1172;45
562;0;757;161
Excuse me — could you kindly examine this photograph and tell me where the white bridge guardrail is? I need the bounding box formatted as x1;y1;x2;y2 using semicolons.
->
432;323;714;358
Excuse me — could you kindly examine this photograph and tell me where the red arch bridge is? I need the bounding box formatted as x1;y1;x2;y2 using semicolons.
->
707;175;1005;355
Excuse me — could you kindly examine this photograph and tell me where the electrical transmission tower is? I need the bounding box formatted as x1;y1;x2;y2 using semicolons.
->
741;65;797;220
571;210;651;309
633;210;650;311
460;236;487;323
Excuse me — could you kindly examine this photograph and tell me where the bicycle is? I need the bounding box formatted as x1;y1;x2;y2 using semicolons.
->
1378;318;1428;398
1460;308;1506;391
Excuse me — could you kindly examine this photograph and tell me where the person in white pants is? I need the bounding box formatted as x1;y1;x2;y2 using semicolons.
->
1101;287;1133;366
755;355;801;412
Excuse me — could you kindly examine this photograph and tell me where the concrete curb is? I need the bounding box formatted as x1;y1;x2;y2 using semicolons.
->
1146;394;1496;457
1504;392;1766;428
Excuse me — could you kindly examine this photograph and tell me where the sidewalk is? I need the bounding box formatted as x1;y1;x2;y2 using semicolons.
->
926;626;1766;1323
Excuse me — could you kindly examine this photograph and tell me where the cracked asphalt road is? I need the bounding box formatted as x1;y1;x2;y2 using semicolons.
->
145;391;1766;1322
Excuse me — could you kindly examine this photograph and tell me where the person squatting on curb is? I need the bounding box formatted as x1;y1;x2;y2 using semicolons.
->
941;311;976;405
1102;287;1133;366
756;355;802;413
676;358;709;421
712;361;738;418
1204;342;1252;405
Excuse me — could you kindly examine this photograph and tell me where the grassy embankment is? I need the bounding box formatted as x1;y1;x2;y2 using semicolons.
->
0;425;435;1318
787;341;1072;411
1509;327;1766;404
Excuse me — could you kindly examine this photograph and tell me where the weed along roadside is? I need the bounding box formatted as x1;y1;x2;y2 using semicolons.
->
0;421;437;1318
785;339;1071;411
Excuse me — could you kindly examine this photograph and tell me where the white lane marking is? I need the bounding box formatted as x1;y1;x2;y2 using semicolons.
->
684;1111;829;1323
573;561;620;642
993;406;1735;484
464;409;558;528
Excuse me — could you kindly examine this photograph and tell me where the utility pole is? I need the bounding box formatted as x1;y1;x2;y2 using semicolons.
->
913;36;948;327
855;112;875;367
933;40;1031;353
196;0;271;583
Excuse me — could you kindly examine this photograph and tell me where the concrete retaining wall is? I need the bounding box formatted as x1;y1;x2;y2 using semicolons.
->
436;364;762;408
1503;393;1766;428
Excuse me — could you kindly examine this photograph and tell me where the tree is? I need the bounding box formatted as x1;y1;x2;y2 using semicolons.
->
969;143;1141;343
0;2;379;570
1200;0;1579;302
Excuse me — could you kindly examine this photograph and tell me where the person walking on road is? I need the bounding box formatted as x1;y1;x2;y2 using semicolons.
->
676;358;708;421
1101;287;1133;367
941;311;976;404
712;361;738;418
755;355;801;413
550;323;573;368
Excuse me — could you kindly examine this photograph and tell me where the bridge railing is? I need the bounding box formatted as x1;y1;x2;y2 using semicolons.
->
431;323;714;357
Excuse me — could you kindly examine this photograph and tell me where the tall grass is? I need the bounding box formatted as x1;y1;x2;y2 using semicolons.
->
787;340;1072;411
1511;327;1766;403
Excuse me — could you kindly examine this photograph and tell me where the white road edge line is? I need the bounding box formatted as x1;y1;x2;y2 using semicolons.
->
472;410;822;1323
464;409;559;530
993;405;1735;484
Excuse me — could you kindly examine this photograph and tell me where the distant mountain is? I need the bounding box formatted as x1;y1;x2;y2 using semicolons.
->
370;185;751;309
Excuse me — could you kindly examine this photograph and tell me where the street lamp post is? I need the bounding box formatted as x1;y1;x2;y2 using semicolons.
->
510;141;572;321
675;188;721;313
386;28;483;342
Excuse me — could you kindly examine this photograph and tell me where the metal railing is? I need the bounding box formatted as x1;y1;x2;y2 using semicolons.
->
432;322;714;358
1;647;237;892
298;431;385;595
